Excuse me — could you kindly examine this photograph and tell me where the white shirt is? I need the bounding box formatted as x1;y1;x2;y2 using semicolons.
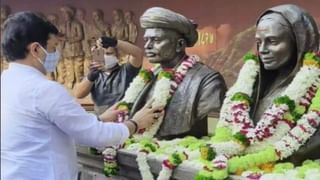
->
1;63;129;180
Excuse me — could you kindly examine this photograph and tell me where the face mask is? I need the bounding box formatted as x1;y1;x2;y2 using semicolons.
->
37;45;60;72
104;55;118;70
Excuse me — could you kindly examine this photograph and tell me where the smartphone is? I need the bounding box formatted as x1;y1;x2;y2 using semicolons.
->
91;47;105;63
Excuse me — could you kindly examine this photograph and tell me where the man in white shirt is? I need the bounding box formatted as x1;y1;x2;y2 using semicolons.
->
1;11;163;180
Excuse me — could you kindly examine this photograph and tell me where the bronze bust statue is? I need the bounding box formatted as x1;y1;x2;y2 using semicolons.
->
129;7;227;140
252;4;319;164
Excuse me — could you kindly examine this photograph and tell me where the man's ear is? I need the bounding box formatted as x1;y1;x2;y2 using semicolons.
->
176;38;186;53
29;42;40;57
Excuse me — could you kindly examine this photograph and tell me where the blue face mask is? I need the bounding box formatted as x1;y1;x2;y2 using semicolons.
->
38;46;60;72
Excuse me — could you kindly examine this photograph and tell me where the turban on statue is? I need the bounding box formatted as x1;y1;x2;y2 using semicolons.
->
140;7;198;47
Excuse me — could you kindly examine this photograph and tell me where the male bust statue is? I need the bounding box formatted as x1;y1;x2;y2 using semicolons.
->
129;7;227;139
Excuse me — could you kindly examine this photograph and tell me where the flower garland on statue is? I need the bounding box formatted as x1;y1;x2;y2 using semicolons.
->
136;56;197;180
102;55;198;178
102;68;153;176
196;51;320;179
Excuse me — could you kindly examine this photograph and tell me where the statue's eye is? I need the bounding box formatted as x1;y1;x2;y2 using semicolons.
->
256;40;261;46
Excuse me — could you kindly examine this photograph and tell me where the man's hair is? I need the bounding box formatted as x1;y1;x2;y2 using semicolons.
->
1;11;58;62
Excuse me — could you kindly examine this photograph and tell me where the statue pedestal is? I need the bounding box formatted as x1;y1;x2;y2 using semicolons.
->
77;146;241;180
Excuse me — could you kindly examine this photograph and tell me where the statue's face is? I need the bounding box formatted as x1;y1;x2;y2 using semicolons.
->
143;28;179;64
256;13;295;70
76;10;84;20
125;12;132;23
92;12;101;22
113;10;120;22
61;10;72;21
47;15;57;25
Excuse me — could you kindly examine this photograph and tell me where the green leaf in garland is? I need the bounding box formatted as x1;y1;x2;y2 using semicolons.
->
211;127;233;142
138;68;153;82
116;101;131;111
309;89;320;112
304;52;320;62
283;112;294;122
103;161;119;176
123;138;136;148
178;136;199;147
139;139;159;152
143;143;157;152
291;104;306;121
243;52;258;63
273;96;295;112
200;144;216;161
195;170;215;180
168;152;187;166
231;92;253;105
158;69;174;80
272;162;294;173
233;132;250;147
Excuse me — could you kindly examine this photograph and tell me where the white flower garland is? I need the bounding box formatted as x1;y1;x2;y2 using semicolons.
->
218;59;260;129
135;56;197;180
211;56;259;156
137;151;154;179
212;53;320;158
122;74;150;103
133;77;172;140
274;110;320;159
246;66;320;152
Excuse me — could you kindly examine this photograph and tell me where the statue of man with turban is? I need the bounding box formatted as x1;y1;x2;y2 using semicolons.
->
130;7;227;139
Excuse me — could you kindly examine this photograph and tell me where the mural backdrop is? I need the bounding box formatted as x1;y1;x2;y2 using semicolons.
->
1;0;320;88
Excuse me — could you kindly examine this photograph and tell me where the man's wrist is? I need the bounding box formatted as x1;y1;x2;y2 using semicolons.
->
86;77;94;82
124;121;135;136
128;119;138;133
86;73;98;82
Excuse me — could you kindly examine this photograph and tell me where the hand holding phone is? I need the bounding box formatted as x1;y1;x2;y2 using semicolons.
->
91;46;105;63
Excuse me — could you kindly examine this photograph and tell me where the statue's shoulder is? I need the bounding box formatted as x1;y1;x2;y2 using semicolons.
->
189;56;220;76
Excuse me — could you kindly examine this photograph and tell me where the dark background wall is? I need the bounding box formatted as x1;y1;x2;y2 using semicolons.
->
3;0;319;47
2;0;320;85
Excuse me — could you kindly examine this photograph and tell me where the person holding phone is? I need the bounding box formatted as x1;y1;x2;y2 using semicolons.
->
1;12;163;180
74;36;143;115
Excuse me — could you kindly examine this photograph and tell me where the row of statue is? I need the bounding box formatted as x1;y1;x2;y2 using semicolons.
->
0;5;139;89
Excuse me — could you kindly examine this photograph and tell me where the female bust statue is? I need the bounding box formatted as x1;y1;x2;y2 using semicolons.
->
252;4;319;164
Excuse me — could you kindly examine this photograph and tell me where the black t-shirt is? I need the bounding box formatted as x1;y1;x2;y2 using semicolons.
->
90;63;140;109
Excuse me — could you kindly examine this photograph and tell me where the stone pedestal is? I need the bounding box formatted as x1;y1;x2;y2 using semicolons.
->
77;146;241;180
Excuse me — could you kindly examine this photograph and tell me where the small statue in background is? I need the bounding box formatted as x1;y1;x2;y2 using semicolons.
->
90;9;111;40
111;9;129;64
60;6;84;89
125;11;138;44
111;9;129;41
76;8;91;76
1;5;11;73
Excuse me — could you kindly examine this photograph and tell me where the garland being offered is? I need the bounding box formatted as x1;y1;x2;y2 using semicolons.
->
103;56;198;179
